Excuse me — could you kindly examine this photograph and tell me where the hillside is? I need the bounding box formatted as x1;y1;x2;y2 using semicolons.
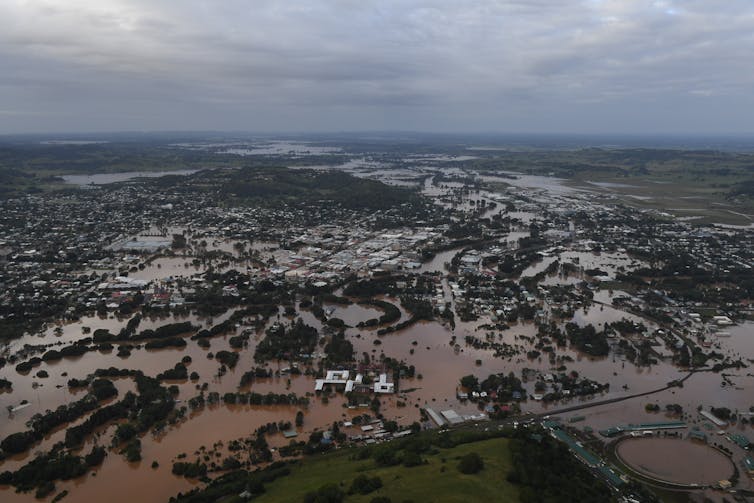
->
170;426;621;503
255;437;518;503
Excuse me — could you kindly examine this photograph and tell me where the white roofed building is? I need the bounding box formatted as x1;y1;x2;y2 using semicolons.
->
374;373;395;394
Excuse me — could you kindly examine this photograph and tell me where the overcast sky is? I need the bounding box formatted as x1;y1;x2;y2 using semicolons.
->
1;0;754;135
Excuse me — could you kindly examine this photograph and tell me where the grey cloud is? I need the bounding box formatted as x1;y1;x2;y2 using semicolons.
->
1;0;753;133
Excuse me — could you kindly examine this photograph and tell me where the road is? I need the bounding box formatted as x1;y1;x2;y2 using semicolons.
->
523;369;697;420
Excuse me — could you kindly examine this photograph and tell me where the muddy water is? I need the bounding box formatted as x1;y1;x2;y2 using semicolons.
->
477;172;586;195
572;303;652;329
520;256;559;278
346;312;685;417
1;426;198;503
7;294;243;355
43;391;375;503
616;437;733;485
0;381;136;473
127;257;207;282
419;248;462;273
62;170;199;186
711;321;754;361
1;297;750;502
505;230;531;247
116;238;284;283
14;310;222;348
0;312;239;441
521;250;646;281
558;363;754;430
324;303;381;323
1;351;376;501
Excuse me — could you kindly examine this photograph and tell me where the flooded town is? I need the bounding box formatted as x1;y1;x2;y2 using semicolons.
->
3;0;754;500
0;136;751;503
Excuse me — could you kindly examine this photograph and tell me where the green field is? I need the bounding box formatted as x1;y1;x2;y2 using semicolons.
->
470;148;754;226
255;438;520;503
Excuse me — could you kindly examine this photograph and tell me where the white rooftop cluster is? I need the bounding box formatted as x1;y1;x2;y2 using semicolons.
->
314;370;394;394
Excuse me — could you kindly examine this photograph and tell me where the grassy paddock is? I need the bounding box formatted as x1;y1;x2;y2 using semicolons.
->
254;437;520;503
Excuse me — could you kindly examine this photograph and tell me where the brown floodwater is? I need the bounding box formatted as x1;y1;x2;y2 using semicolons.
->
2;291;751;502
616;437;734;485
127;257;207;282
324;303;382;324
347;315;687;416
521;250;647;281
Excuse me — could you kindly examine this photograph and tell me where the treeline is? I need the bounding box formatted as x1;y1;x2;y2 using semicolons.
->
376;296;434;335
0;388;138;493
461;372;526;403
172;460;207;479
169;425;506;503
170;461;292;503
239;367;274;387
17;341;94;372
13;321;201;374
565;322;609;356
254;318;318;362
223;167;420;212
728;179;754;197
157;363;188;380
93;321;198;343
189;283;280;320
214;350;240;369
67;373;175;458
191;319;234;340
187;391;308;409
0;444;106;494
324;332;354;364
506;431;613;503
356;299;401;327
355;425;504;471
343;276;397;297
65;393;137;448
0;379;117;455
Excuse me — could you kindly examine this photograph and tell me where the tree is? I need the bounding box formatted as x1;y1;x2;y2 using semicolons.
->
303;483;344;503
115;422;137;442
0;431;36;454
296;411;304;427
84;446;106;466
349;474;382;495
308;430;323;445
460;374;479;389
171;234;187;249
402;451;423;467
457;452;484;474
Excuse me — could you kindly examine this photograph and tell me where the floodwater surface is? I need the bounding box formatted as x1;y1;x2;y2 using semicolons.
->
616;437;734;485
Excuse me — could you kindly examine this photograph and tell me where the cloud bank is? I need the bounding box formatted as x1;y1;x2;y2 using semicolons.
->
1;0;753;134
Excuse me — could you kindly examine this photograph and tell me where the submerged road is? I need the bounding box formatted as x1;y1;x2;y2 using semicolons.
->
524;369;698;420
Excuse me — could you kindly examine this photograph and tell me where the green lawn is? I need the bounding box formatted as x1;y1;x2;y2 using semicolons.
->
255;438;520;503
